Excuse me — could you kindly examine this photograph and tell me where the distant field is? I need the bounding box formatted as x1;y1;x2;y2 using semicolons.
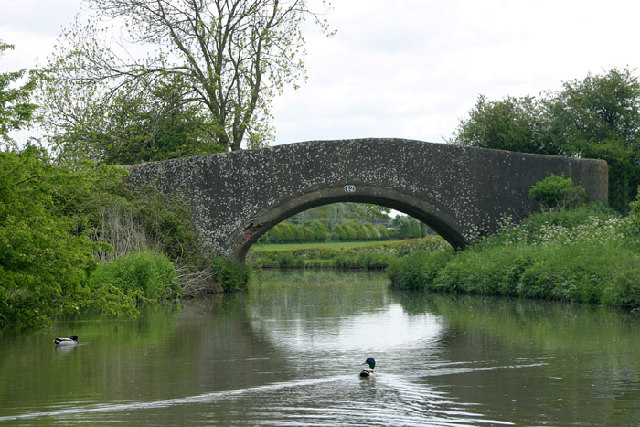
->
250;240;394;252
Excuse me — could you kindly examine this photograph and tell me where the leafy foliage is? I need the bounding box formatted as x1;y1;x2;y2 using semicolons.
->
0;41;38;147
289;203;391;223
450;68;640;211
260;214;426;243
42;74;226;164
208;255;249;292
631;186;640;230
331;219;389;241
389;216;429;239
0;146;102;327
0;146;237;328
89;251;178;301
528;174;587;209
449;95;557;154
548;69;640;211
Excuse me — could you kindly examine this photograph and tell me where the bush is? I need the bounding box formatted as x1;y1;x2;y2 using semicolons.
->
132;187;202;262
0;147;106;327
89;251;178;301
433;246;533;296
331;224;346;241
0;146;248;329
209;255;249;292
528;174;588;209
388;250;454;290
309;221;330;241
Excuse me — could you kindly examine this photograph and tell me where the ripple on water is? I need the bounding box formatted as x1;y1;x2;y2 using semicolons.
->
0;371;518;425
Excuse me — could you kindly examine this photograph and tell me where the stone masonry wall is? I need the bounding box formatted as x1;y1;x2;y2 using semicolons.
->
126;138;608;261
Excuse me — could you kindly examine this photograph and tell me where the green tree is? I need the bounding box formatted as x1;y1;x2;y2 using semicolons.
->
345;219;369;240
266;223;283;242
549;69;640;147
0;145;214;327
449;94;558;154
46;75;225;164
280;222;296;242
376;224;389;239
293;224;305;241
0;147;100;326
546;68;640;211
363;222;378;240
0;42;37;147
304;220;329;241
450;68;640;211
301;225;315;241
43;0;332;155
343;223;357;240
289;202;391;227
391;215;425;239
331;223;346;241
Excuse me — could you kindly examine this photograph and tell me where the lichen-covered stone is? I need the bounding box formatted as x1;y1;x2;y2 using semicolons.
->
125;138;608;262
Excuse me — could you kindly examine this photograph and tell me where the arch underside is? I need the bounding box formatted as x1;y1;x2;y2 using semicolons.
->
230;186;466;262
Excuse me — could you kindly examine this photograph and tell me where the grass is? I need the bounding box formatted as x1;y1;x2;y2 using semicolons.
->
250;240;401;252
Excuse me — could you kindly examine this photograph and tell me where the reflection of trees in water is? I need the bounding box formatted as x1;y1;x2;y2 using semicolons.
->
410;293;640;351
392;290;640;348
0;303;181;404
393;290;640;423
389;289;442;315
170;292;292;392
248;271;389;321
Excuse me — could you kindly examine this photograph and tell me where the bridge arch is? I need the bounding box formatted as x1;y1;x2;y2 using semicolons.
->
125;138;608;263
230;185;466;262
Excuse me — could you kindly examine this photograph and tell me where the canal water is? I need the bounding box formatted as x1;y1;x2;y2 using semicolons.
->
1;270;640;425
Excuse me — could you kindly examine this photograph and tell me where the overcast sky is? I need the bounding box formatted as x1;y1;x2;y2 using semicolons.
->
2;0;640;145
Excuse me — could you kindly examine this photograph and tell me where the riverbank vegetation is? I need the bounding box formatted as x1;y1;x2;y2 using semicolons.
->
389;187;640;307
248;237;451;270
0;147;245;328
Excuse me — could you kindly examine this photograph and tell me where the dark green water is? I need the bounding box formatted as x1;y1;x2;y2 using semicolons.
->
2;270;640;425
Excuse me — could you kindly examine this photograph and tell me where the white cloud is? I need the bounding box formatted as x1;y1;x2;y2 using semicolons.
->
277;0;640;143
0;0;82;69
4;0;640;146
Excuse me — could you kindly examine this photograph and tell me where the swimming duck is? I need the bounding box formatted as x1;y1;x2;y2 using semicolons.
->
54;336;79;346
359;357;375;377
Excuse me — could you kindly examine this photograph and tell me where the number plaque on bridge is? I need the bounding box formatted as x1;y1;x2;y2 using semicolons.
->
344;185;356;193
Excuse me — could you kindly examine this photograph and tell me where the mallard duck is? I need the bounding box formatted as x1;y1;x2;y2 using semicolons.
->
54;336;79;346
359;357;375;377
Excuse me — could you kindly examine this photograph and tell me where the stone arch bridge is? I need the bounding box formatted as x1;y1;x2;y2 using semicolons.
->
126;138;608;262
